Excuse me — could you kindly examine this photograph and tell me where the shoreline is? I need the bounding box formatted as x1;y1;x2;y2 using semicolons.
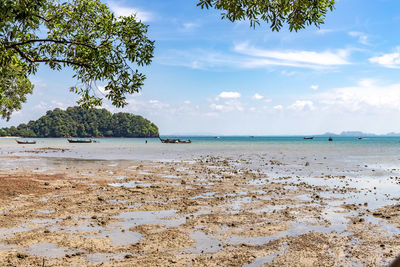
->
0;154;398;266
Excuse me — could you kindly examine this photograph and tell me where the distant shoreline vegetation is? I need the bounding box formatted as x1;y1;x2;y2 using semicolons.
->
0;107;159;138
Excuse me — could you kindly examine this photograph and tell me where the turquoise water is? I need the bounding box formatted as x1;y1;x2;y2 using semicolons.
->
1;136;400;162
4;135;400;144
163;135;400;145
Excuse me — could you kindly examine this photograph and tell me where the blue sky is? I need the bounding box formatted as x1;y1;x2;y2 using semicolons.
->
4;0;400;135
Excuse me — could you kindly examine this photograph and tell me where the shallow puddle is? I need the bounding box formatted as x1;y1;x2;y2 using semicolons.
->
85;252;125;263
26;243;73;258
117;210;186;228
244;242;289;267
363;215;400;235
228;221;349;246
190;192;216;200
185;231;222;254
138;171;152;175
109;181;152;188
39;209;56;214
97;229;142;246
0;226;33;238
55;222;103;233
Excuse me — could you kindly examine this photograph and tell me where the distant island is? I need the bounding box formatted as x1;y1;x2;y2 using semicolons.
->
318;131;400;137
0;107;159;138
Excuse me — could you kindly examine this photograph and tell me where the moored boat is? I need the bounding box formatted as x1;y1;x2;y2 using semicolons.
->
16;139;36;144
159;138;178;143
304;137;314;140
67;139;92;143
159;137;191;144
178;139;191;143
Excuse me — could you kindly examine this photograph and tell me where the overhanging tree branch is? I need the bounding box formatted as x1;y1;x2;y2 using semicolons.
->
5;39;97;50
32;14;50;23
11;46;90;68
1;0;155;121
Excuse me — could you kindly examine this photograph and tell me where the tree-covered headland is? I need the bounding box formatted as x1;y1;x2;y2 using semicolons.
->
0;107;159;138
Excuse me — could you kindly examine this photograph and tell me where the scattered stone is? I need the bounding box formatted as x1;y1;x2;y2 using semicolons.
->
16;253;28;259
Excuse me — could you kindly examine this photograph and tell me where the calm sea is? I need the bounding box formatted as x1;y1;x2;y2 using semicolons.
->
1;136;400;162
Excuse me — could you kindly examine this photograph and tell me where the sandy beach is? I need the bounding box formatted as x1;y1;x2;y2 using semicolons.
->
0;139;399;266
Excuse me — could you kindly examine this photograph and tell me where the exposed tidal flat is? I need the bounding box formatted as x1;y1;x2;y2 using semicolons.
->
0;137;399;266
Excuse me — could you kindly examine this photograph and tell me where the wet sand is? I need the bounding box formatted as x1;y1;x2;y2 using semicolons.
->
0;151;399;266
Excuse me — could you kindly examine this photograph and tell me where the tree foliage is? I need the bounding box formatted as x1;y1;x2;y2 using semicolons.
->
0;106;159;138
1;0;336;121
197;0;335;31
0;0;154;120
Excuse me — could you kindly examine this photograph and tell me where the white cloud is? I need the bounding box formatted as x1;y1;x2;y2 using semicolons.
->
204;112;219;117
147;100;170;109
158;49;242;70
210;104;224;111
210;99;244;112
234;42;350;68
273;105;283;111
51;100;69;108
33;100;69;111
310;85;319;90
316;28;335;35
252;93;264;100
159;42;350;71
369;47;400;68
184;100;191;104
31;79;48;96
108;2;153;22
216;91;241;100
281;70;297;76
31;79;47;89
288;100;315;111
183;22;200;31
118;97;172;115
228;100;244;112
33;101;49;110
348;31;369;45
318;79;400;111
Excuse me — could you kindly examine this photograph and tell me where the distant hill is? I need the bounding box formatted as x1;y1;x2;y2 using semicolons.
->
319;131;400;137
339;131;376;137
0;107;159;138
385;132;400;137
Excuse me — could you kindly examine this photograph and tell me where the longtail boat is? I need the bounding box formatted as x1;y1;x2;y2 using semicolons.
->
67;139;92;143
16;139;36;144
159;137;191;144
178;139;191;143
